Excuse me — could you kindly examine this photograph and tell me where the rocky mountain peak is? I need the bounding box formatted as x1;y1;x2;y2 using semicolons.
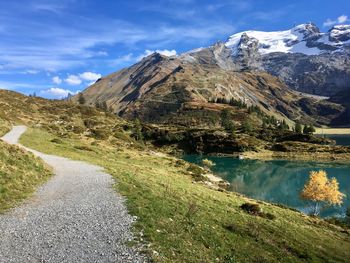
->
237;33;259;50
225;23;349;56
292;23;320;39
79;22;350;127
233;33;261;70
140;52;166;64
329;24;350;42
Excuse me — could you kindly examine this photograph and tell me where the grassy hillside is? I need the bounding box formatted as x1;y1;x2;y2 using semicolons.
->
1;89;350;262
0;92;52;212
0;140;52;212
0;119;10;137
0;89;128;140
77;53;344;126
21;128;350;262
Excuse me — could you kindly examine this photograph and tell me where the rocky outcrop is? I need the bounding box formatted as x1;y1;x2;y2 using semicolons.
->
182;23;350;126
233;33;262;70
262;52;350;96
329;25;350;43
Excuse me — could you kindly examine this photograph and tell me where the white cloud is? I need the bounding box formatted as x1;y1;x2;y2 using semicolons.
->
157;49;177;56
79;72;101;82
40;87;77;99
338;15;348;23
137;49;177;61
23;69;39;74
0;1;242;76
110;53;134;66
136;50;153;61
323;15;349;27
62;72;101;86
97;51;108;56
0;4;236;72
65;75;82;85
32;3;65;14
52;76;62;84
323;19;336;27
0;81;46;90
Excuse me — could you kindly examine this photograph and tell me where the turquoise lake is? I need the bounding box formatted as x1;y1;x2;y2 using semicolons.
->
322;134;350;146
183;155;350;218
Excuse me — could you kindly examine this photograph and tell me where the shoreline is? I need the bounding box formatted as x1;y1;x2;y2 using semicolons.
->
240;151;350;164
192;151;350;164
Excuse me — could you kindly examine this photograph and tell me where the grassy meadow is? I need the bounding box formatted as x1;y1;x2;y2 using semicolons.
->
0;89;349;262
0;140;52;213
20;127;350;262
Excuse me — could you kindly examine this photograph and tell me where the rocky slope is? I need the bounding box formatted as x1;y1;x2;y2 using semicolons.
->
184;23;350;96
184;23;350;126
77;23;350;127
78;53;344;126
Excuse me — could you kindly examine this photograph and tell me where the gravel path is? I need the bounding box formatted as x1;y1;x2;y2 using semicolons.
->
0;126;146;262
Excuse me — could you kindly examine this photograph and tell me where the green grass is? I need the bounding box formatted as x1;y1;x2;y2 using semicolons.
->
0;140;52;213
20;128;350;262
0;118;10;137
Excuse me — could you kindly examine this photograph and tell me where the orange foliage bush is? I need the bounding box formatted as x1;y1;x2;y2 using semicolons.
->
301;170;345;215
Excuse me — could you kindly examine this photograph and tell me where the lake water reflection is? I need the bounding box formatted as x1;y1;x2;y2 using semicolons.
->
183;155;350;218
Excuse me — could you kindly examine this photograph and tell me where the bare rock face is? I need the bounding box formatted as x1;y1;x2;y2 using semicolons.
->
329;25;350;42
183;23;350;126
296;23;320;38
233;33;262;70
186;23;347;98
262;52;350;96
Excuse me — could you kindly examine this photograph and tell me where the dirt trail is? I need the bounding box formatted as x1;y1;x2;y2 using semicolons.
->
0;126;145;262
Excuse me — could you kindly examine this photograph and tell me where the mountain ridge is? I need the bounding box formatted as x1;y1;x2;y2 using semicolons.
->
77;22;350;127
225;23;350;55
183;23;350;97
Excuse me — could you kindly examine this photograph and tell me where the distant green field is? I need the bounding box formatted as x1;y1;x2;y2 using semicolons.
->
315;128;350;135
21;128;350;263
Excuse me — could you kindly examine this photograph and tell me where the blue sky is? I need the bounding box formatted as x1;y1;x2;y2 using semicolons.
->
0;0;349;99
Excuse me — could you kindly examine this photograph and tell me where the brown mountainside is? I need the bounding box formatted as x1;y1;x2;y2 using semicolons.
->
77;53;344;126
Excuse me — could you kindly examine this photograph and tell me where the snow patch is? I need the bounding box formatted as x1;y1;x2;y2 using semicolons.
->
225;23;350;56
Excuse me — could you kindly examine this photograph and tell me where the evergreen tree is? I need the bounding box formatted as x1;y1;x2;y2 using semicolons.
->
78;93;86;104
133;118;143;142
303;124;316;135
262;119;268;130
242;119;253;133
295;122;302;133
309;124;316;134
280;119;289;131
220;109;235;131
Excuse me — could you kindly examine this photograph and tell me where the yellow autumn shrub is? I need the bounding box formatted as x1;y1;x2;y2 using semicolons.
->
301;170;345;215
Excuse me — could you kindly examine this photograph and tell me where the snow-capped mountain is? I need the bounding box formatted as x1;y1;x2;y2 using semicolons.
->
78;22;350;127
225;23;350;56
180;23;350;99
